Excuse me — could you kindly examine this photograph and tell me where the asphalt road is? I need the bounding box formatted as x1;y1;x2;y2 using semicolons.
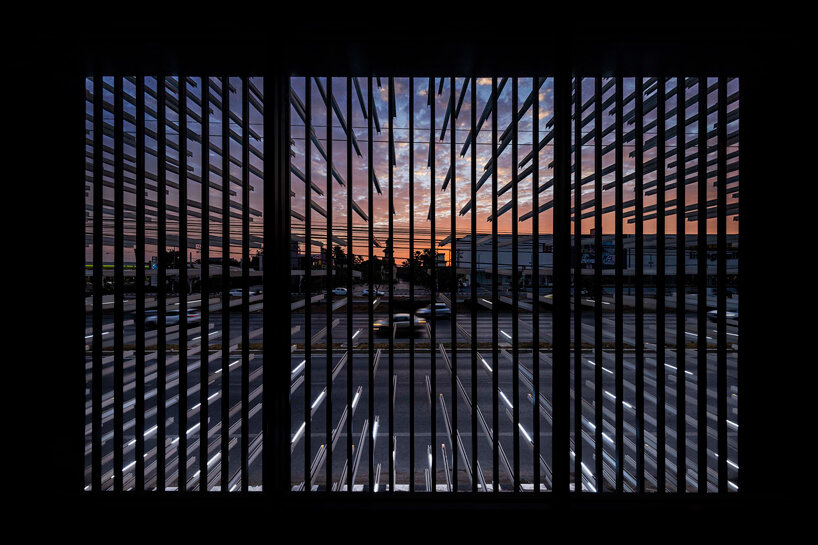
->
84;285;738;492
88;306;737;352
83;349;739;492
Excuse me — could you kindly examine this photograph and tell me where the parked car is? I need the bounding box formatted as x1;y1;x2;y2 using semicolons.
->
372;313;427;334
362;288;385;296
145;309;202;329
707;309;738;323
332;287;348;296
415;303;451;318
229;288;262;297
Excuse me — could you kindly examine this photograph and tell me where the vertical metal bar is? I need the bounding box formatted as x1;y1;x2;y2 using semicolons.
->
735;81;743;493
511;76;520;492
634;76;645;493
449;76;458;492
532;76;541;493
716;76;728;493
261;72;268;495
91;74;103;493
656;77;667;493
270;68;291;495
614;75;624;493
179;75;189;492
675;75;687;493
347;76;354;494
553;66;573;497
593;76;603;492
220;75;230;493
572;75;582;493
157;75;168;492
73;74;85;495
135;75;146;493
429;76;437;492
273;69;293;495
409;77;416;493
305;77;313;493
325;76;333;491
388;76;395;493
470;74;478;493
113;75;124;492
491;76;499;492
241;75;250;493
367;76;375;492
283;73;293;495
199;77;210;493
697;76;708;493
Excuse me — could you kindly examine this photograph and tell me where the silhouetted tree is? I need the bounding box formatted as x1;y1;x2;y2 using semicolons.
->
400;248;442;288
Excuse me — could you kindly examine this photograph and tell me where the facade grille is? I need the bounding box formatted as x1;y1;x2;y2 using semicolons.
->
83;74;740;494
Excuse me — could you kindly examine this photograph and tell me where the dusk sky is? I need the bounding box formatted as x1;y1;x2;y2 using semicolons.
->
85;76;739;264
290;76;739;262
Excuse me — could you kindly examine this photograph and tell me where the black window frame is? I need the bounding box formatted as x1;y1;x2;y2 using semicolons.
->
29;14;807;534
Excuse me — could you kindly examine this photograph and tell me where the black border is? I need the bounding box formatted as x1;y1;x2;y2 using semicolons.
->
22;13;809;538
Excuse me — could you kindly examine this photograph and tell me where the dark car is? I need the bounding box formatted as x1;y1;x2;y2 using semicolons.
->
415;303;451;318
707;309;738;323
229;288;262;297
145;309;202;329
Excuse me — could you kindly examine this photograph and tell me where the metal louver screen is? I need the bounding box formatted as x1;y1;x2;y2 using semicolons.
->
85;76;266;492
84;74;739;494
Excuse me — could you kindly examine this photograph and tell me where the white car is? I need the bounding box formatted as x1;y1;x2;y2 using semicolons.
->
373;313;427;334
332;287;348;296
362;288;385;296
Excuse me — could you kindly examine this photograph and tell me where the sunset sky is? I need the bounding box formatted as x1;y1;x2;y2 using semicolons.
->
85;76;739;264
289;76;739;262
